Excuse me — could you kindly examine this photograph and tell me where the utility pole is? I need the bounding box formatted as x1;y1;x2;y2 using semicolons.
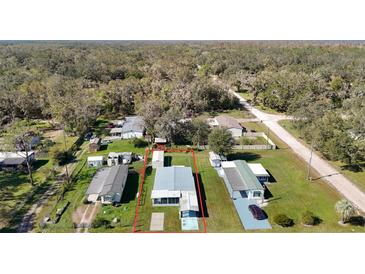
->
62;127;71;186
307;141;314;181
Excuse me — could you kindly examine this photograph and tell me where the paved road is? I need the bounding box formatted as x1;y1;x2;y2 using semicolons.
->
230;89;365;213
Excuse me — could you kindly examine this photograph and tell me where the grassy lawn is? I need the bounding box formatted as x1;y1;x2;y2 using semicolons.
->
196;107;254;120
14;130;365;233
37;139;147;232
279;120;365;192
135;151;242;232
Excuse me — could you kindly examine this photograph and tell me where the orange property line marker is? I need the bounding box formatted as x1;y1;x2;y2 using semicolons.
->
132;147;207;233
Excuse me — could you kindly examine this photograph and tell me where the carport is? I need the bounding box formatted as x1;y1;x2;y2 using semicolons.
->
233;199;272;230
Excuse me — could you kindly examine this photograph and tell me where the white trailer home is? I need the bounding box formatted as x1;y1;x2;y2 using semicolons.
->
152;150;164;169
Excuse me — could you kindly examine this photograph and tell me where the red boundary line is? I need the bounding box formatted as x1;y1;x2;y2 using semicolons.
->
132;147;207;233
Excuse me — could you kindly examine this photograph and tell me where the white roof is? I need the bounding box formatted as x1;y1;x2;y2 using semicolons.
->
152;150;164;162
209;151;221;161
151;190;181;199
0;151;34;160
110;128;123;134
180;192;199;212
221;161;236;168
248;163;269;176
108;152;122;158
87;156;104;161
155;138;167;143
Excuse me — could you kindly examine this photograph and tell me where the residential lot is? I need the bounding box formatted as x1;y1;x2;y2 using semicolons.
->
34;135;365;232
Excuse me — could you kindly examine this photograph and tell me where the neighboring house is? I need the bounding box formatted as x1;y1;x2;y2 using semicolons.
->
107;152;132;166
107;152;122;166
248;163;270;184
213;115;244;138
152;150;164;169
89;138;101;153
87;156;104;168
0;151;35;171
15;132;40;150
120;152;133;164
221;160;264;203
209;151;221;168
151;166;199;217
110;116;145;139
85;165;129;204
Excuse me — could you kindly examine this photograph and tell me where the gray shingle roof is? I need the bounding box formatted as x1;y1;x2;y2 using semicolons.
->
215;115;243;129
121;116;145;134
86;165;128;196
153;166;195;192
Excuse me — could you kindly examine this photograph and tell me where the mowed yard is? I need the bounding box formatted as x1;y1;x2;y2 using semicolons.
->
34;136;365;233
240;121;365;232
135;151;243;232
38;140;146;232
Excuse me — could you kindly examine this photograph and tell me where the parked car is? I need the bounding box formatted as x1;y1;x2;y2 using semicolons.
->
101;139;112;145
248;204;267;220
84;132;93;140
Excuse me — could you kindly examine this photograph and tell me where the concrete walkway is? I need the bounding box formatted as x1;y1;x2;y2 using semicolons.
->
230;88;365;213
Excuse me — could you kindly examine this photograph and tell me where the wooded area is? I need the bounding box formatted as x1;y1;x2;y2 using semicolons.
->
0;41;364;164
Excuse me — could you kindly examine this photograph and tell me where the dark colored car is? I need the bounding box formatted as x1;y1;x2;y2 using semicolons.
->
84;132;93;141
248;204;267;220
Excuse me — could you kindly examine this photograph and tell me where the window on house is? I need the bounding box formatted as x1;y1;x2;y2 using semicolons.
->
253;191;261;197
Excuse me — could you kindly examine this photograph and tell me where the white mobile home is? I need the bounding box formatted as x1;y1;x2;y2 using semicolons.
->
87;156;104;167
110;116;145;139
209;151;221;168
152;150;164;169
151;166;199;216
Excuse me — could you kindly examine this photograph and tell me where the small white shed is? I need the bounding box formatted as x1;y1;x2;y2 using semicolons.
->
248;163;270;184
209;151;221;168
87;156;104;167
152;151;164;169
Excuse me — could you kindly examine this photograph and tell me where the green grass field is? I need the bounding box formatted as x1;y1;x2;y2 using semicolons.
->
279;120;365;193
38;139;146;232
31;132;365;233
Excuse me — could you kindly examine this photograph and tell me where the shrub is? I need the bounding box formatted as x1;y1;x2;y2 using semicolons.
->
50;148;73;165
302;211;317;226
82;197;90;205
274;214;294;227
133;138;148;148
92;216;112;229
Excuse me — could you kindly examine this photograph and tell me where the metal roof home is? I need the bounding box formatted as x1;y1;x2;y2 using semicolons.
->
221;160;263;191
215;115;243;130
152;166;195;194
86;165;128;204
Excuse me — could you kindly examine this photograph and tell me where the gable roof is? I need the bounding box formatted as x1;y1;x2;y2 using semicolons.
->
153;166;195;192
86;165;128;196
215;115;242;130
222;160;263;191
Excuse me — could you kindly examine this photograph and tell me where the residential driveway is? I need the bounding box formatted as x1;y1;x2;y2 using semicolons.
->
233;199;271;230
231;89;365;213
